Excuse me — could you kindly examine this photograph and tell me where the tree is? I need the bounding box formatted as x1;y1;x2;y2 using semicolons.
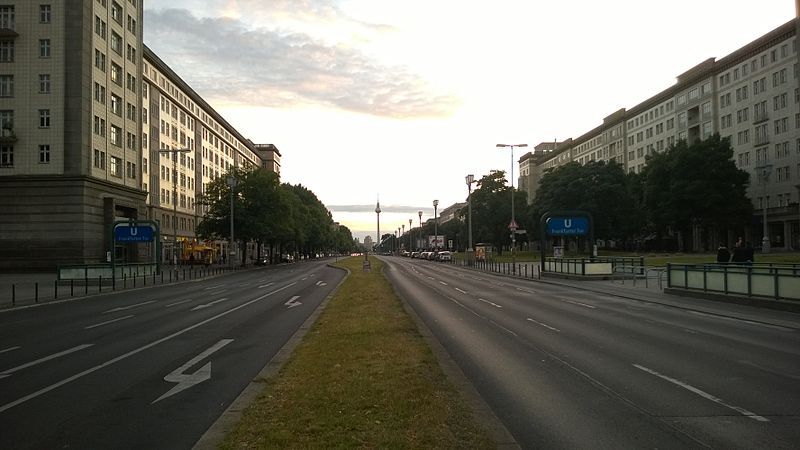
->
470;170;529;254
641;134;752;251
530;160;641;241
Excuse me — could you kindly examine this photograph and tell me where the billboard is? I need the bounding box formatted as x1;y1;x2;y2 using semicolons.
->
428;235;445;248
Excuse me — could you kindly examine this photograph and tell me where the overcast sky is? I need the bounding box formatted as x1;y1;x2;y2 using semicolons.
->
143;0;795;240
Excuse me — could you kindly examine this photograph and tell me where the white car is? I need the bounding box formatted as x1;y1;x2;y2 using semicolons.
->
437;251;452;261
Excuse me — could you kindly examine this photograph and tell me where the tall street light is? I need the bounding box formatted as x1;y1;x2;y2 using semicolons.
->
497;143;527;272
227;174;238;267
375;199;381;254
401;224;405;252
418;210;423;251
466;174;475;263
408;219;413;253
433;200;439;252
158;147;191;266
756;165;772;253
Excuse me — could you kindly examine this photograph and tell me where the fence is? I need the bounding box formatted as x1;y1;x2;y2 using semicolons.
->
666;263;800;301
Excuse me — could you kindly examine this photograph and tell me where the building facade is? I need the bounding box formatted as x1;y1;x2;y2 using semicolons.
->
0;1;277;269
522;18;800;250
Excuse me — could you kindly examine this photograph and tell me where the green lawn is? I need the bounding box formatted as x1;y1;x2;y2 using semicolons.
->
220;256;495;449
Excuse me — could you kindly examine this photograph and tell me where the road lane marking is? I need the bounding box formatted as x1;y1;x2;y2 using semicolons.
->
439;281;448;286
455;288;467;294
191;298;229;311
687;310;795;331
526;317;560;332
153;339;234;403
258;282;275;289
284;296;302;308
85;315;135;329
103;300;156;314
517;287;537;294
0;282;297;413
0;344;94;378
478;298;503;308
0;346;21;355
633;364;769;422
427;276;435;280
315;281;327;286
203;284;225;290
165;299;192;308
556;296;597;309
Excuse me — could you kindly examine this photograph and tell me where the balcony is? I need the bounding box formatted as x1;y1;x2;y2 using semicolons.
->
0;128;16;143
0;28;19;39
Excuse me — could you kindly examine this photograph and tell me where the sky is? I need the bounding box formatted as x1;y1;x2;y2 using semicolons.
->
142;0;795;241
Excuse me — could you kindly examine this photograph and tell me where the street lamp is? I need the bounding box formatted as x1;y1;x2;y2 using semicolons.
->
433;200;439;252
375;199;381;254
227;174;238;267
408;219;413;253
756;165;772;253
401;224;405;252
796;184;800;250
466;174;475;263
158;147;191;265
418;210;423;250
497;143;528;272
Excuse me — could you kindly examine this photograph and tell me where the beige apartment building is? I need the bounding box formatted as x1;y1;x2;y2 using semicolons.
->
523;18;800;250
0;1;278;269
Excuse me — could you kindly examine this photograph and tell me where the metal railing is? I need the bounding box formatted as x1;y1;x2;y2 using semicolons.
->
612;265;667;290
666;263;800;301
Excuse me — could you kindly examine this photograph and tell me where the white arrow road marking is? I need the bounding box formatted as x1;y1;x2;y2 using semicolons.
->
191;298;228;311
284;296;301;308
315;280;327;286
526;317;560;332
0;344;93;379
258;282;274;289
85;315;135;329
103;300;156;314
0;346;21;355
153;339;234;404
165;299;192;308
633;364;769;422
478;298;503;308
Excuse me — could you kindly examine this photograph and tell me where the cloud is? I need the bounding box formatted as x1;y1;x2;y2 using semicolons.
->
143;8;459;118
328;204;433;214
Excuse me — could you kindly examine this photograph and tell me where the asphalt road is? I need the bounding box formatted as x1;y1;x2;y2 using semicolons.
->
381;256;800;449
0;259;345;450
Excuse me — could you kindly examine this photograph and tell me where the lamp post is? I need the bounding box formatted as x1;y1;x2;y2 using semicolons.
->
408;219;413;253
418;210;423;250
756;165;772;253
227;174;238;267
497;143;527;272
394;230;398;254
796;184;800;250
158;148;191;265
466;174;475;263
433;200;439;252
401;224;405;252
375;200;381;254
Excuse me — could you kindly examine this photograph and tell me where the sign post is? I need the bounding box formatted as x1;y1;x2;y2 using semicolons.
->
539;210;594;274
111;220;161;279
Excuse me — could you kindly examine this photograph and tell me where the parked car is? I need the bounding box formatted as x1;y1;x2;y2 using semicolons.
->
411;251;420;259
438;251;452;262
280;254;294;263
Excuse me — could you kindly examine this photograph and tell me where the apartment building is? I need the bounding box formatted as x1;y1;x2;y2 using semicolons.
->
0;1;277;269
524;18;800;249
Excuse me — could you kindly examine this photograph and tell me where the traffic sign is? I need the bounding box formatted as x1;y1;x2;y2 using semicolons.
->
114;225;154;242
546;217;589;236
508;219;519;230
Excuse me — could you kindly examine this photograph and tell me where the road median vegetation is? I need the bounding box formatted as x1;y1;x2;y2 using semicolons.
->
220;256;495;449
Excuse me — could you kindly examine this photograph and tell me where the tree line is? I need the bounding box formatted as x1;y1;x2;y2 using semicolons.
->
195;168;356;264
428;134;753;253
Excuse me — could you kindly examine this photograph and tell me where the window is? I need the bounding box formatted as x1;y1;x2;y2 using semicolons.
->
110;62;122;85
94;49;106;71
126;73;136;93
39;4;51;24
142;132;147;148
127;15;136;35
110;31;122;55
774;93;787;111
0;40;13;62
110;124;122;146
39;74;50;93
0;144;12;167
110;94;122;116
111;1;123;24
0;6;14;30
0;110;12;130
772;68;787;87
126;131;135;149
702;102;711;117
93;149;106;169
753;77;766;95
93;115;105;136
775;117;788;135
126;43;135;62
720;93;731;108
38;109;50;128
110;156;122;177
39;39;50;58
93;82;105;103
775;141;790;158
94;16;106;38
126;102;136;121
737;108;749;124
39;144;50;163
126;161;136;178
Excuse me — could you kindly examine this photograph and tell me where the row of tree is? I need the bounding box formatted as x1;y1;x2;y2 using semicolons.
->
422;134;753;253
196;168;356;264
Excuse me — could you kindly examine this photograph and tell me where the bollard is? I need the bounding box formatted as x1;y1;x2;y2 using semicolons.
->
85;274;88;295
123;273;127;289
525;265;528;278
133;274;136;288
169;270;172;283
183;269;186;280
153;272;156;285
143;273;146;286
112;273;116;291
55;279;58;300
71;279;74;297
161;272;164;284
12;284;15;306
99;276;102;293
35;282;39;303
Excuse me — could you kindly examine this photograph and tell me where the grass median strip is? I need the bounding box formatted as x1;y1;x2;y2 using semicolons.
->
220;256;495;449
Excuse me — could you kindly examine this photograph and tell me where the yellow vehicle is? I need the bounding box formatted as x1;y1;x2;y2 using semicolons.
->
182;241;215;265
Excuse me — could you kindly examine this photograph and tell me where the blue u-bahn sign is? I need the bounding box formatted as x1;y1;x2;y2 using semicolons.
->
114;225;154;242
546;217;589;236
